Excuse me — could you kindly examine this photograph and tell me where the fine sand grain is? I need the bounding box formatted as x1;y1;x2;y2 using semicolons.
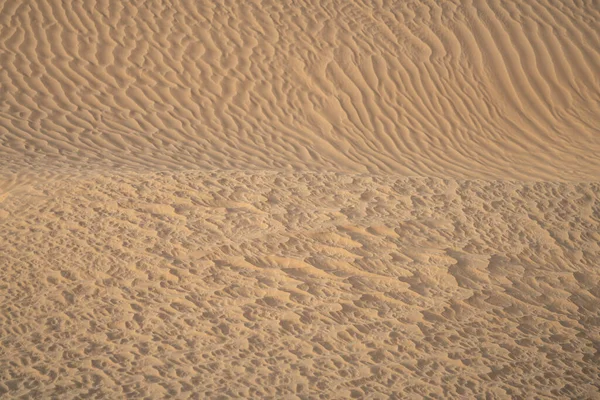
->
1;0;599;398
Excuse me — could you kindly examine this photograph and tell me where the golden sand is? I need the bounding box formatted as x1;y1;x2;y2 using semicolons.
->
1;1;599;398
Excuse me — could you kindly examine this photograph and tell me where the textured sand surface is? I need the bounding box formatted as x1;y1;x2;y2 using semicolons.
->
1;0;600;398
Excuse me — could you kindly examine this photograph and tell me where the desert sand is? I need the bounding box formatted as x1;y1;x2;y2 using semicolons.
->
0;0;599;398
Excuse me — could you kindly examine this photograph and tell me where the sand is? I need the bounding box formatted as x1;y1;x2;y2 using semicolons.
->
0;0;599;398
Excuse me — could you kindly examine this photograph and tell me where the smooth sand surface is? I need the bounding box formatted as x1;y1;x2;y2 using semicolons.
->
1;0;599;398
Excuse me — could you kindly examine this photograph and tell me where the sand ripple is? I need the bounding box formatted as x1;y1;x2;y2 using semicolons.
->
0;0;599;179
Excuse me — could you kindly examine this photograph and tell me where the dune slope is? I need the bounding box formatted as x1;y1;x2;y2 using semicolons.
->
1;0;600;399
0;0;599;179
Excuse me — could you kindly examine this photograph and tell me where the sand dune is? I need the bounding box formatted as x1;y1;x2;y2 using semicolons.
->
1;0;599;180
1;0;600;398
